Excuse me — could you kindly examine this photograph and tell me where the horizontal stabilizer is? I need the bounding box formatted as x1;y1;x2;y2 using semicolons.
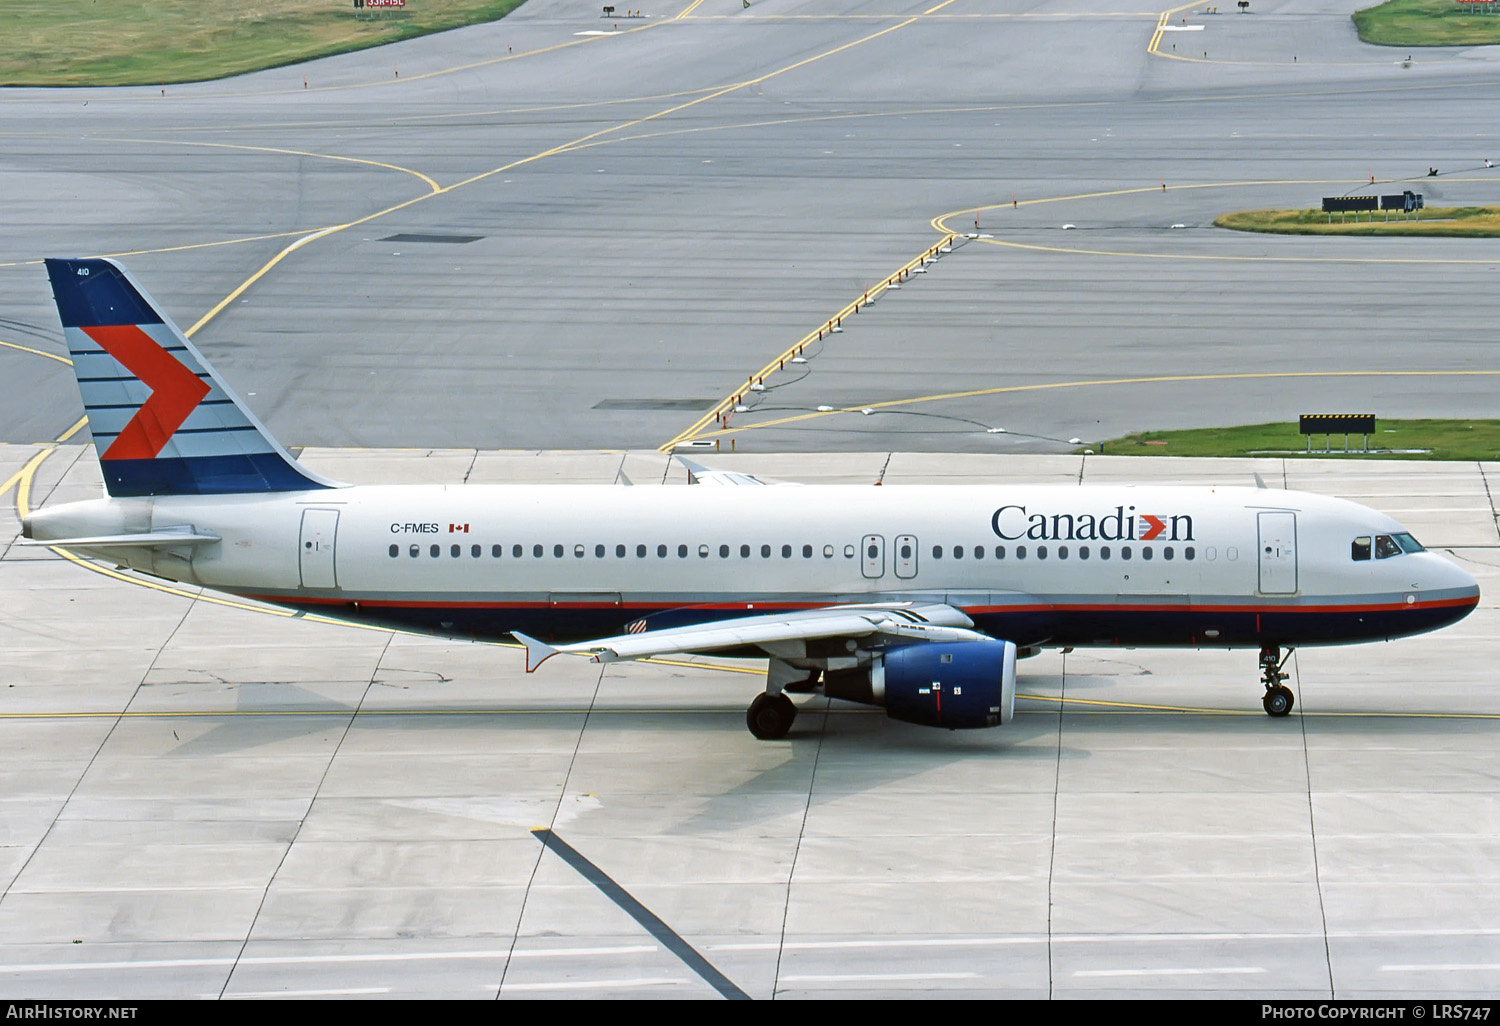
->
511;632;561;673
20;530;220;548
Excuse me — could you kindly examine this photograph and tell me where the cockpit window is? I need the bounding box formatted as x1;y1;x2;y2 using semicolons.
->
1393;532;1425;554
1351;536;1371;561
1375;534;1403;559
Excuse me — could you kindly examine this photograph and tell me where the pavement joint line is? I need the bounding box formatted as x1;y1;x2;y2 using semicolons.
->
218;631;391;999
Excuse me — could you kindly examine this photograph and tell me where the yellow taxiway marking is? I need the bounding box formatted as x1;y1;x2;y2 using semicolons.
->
0;339;71;365
676;370;1500;441
1148;1;1207;56
112;137;442;194
664;175;1500;447
966;234;1500;266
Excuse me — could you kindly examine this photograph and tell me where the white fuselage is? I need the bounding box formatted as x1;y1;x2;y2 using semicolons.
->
25;482;1480;651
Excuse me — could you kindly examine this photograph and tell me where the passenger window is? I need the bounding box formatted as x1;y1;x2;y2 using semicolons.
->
763;544;772;558
1185;547;1195;561
554;544;564;558
1141;547;1152;561
409;544;419;558
1375;535;1402;559
781;544;792;558
824;545;834;558
493;545;503;558
974;546;984;560
954;546;963;560
1100;546;1110;561
933;545;943;558
1037;546;1047;560
658;544;668;558
1057;546;1068;559
741;544;751;558
1079;546;1089;560
472;544;481;558
719;544;729;558
1352;537;1371;561
1120;546;1132;561
995;546;1005;559
617;544;626;558
637;544;647;558
430;544;440;558
389;544;399;558
1016;545;1026;559
802;544;813;558
595;544;605;558
678;544;689;558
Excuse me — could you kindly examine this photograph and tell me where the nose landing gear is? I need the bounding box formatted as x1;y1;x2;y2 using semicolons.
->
1260;645;1295;717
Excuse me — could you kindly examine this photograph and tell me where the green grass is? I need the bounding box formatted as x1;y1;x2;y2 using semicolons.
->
1091;420;1500;461
3;0;530;87
1215;205;1500;237
1354;0;1500;47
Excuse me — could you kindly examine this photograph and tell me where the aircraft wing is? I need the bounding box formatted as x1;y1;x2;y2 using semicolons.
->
513;602;990;671
677;456;785;487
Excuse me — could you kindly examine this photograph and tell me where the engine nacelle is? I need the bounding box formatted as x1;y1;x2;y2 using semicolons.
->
823;639;1017;729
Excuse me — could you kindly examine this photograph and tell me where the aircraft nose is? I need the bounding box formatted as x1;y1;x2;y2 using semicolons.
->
1420;552;1481;622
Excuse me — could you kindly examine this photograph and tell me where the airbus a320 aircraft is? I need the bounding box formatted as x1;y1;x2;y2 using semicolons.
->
21;258;1481;739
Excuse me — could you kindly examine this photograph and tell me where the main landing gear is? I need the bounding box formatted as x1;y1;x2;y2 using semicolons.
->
1260;644;1295;717
747;693;797;740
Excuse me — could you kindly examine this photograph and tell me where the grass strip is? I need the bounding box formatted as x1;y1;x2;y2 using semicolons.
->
1215;205;1500;237
1090;420;1500;461
1354;0;1500;48
4;0;530;87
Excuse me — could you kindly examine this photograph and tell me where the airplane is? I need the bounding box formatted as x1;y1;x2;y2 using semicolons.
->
19;257;1481;740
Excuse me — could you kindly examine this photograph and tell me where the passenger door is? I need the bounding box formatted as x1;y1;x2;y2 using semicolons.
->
1257;511;1297;595
299;509;339;589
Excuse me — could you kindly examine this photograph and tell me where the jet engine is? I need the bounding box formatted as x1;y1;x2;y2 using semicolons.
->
823;639;1017;729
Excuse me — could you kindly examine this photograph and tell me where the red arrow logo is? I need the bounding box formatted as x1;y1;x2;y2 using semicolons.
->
83;325;210;461
1139;514;1167;541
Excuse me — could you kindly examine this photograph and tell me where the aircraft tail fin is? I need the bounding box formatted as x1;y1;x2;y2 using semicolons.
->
45;258;339;497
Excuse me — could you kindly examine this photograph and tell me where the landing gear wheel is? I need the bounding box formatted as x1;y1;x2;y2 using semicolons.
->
1258;644;1295;718
746;693;797;740
782;672;821;694
1262;684;1294;718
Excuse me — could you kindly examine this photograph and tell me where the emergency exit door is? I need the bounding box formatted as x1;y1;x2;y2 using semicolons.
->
299;509;339;589
1257;511;1297;595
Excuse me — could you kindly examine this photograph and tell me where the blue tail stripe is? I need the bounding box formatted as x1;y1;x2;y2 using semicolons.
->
47;259;165;329
102;453;326;497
